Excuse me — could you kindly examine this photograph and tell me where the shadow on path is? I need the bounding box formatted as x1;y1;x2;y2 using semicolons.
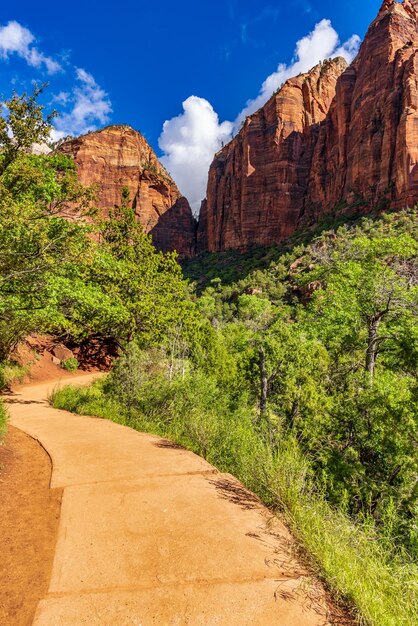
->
210;477;262;511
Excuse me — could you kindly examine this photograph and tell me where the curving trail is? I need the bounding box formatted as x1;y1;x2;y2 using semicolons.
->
7;376;336;626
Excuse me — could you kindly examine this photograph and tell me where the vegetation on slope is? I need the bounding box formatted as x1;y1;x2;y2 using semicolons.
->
0;86;201;380
53;209;418;626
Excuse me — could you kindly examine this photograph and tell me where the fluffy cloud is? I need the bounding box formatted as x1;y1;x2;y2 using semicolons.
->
0;20;112;144
159;96;233;212
235;19;360;129
51;68;112;141
0;20;61;74
159;19;360;209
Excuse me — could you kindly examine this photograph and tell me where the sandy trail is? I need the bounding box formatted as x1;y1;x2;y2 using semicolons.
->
6;375;336;625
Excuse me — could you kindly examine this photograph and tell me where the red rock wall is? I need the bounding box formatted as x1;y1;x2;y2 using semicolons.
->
200;0;418;252
307;0;418;220
58;125;196;258
200;58;347;252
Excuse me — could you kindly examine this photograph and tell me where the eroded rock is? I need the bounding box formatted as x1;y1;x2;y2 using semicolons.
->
58;125;196;258
200;1;418;252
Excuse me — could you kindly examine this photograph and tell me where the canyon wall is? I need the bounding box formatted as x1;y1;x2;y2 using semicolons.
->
200;0;418;252
58;125;196;258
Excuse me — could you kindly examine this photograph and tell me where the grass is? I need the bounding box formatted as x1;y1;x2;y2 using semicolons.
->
0;360;26;442
0;360;28;389
0;399;7;440
50;378;418;626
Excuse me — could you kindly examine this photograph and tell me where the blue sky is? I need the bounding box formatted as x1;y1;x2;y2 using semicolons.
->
0;0;386;209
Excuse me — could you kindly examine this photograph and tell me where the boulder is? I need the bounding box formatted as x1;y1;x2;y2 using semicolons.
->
52;344;74;362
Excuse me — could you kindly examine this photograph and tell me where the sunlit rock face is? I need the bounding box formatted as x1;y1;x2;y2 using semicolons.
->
58;125;196;258
307;0;418;219
200;58;347;252
200;0;418;252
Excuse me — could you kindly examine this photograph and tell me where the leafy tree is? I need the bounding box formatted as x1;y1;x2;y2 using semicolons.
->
0;84;57;170
0;152;96;358
88;188;201;349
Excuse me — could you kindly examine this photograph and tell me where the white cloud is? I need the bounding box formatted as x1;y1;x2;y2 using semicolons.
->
51;68;112;141
52;91;70;106
334;34;362;61
0;21;112;144
0;20;62;74
234;19;360;130
159;19;361;209
158;96;233;212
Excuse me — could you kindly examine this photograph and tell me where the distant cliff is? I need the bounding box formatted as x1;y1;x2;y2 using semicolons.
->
199;0;418;252
58;125;196;258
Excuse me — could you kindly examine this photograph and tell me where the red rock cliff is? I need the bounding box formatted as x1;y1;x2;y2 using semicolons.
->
307;0;418;220
200;58;347;252
200;0;418;252
58;125;196;258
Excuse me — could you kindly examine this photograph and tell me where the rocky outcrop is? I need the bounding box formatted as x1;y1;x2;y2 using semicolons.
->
58;125;196;257
200;0;418;252
200;58;347;251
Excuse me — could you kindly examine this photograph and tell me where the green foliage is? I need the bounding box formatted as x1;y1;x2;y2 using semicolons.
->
60;357;79;372
88;190;202;348
0;399;7;439
0;84;57;169
0;153;95;357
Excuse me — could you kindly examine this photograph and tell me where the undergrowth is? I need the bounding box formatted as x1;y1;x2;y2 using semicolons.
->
51;377;418;626
0;400;7;439
0;361;26;441
0;361;28;390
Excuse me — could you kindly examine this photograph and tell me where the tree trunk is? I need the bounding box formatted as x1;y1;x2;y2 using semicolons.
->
259;347;268;418
366;316;380;382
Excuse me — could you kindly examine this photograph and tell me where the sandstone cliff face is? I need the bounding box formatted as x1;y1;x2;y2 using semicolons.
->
58;125;196;258
200;0;418;252
307;0;418;220
200;58;347;251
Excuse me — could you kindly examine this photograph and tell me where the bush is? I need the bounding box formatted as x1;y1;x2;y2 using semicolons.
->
60;357;79;372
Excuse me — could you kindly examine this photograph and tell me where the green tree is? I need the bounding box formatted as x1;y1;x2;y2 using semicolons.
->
85;188;201;350
0;84;57;170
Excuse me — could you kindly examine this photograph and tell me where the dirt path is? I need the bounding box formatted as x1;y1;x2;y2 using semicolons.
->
0;426;62;626
6;377;339;626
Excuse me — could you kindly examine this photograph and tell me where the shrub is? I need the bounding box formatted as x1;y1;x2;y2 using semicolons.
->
0;361;28;390
60;357;79;372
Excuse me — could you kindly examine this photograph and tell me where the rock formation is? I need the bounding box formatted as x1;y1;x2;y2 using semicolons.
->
200;58;347;251
200;0;418;252
307;0;418;220
58;125;196;258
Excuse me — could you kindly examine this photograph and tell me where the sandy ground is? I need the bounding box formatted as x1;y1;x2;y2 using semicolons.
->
2;376;349;625
0;426;62;626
